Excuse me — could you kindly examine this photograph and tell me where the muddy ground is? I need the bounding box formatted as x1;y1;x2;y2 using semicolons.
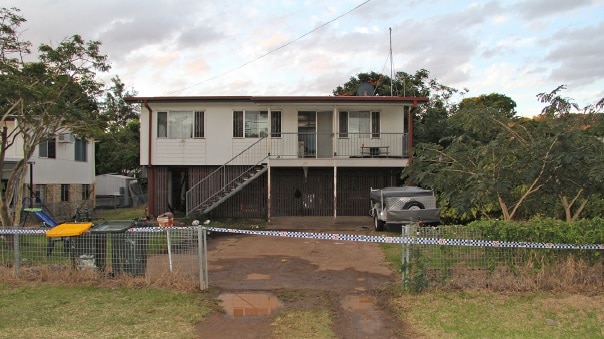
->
195;216;406;338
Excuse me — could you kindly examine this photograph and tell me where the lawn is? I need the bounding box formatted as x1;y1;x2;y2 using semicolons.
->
395;291;603;338
0;284;600;338
0;284;214;338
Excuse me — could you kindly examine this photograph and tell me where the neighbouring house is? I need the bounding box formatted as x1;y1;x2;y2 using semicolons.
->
2;119;96;221
125;95;428;221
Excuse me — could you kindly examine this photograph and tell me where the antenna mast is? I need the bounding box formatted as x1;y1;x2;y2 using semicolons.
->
389;27;393;96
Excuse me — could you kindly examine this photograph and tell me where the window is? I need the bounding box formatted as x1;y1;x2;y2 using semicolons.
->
338;111;380;138
81;184;90;200
232;110;269;138
339;111;348;138
35;184;45;203
38;139;56;158
233;111;243;137
371;111;380;138
194;111;204;137
157;111;204;138
75;138;87;161
271;111;282;137
61;184;69;202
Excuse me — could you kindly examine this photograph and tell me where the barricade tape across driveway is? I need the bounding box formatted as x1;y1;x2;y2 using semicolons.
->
2;226;602;251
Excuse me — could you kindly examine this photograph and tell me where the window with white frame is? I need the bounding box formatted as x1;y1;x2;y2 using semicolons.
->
338;111;380;138
75;138;87;161
157;111;204;138
61;184;69;202
233;110;281;138
81;184;90;200
38;138;56;158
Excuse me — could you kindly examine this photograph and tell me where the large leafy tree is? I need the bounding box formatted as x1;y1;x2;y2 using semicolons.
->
406;86;603;222
532;86;604;221
0;7;109;226
95;76;140;176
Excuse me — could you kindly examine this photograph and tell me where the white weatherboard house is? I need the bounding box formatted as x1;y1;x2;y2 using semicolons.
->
2;119;95;220
125;95;428;221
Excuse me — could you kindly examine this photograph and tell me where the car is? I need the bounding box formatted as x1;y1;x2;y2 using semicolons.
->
369;186;440;231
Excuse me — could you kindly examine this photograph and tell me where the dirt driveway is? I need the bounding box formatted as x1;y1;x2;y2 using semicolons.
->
196;217;405;338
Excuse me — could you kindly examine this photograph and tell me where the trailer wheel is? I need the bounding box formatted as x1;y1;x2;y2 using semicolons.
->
403;201;425;210
374;214;385;231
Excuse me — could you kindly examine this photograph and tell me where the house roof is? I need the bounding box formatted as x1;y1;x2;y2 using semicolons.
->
124;95;429;105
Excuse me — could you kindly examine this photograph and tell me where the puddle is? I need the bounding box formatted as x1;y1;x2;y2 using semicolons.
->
219;292;283;317
341;295;376;311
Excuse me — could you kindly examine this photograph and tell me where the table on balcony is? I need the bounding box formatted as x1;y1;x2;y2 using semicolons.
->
360;146;389;157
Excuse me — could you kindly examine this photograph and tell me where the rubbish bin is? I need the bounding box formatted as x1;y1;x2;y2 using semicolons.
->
45;222;100;270
90;219;149;277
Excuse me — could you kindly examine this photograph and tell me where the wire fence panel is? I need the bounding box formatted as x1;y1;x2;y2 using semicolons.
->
404;225;603;291
0;226;207;289
1;224;601;292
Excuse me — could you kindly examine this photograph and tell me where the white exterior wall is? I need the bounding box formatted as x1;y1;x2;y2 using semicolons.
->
25;138;95;184
139;100;409;166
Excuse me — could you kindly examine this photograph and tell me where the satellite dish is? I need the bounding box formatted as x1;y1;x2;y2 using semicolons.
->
356;82;375;96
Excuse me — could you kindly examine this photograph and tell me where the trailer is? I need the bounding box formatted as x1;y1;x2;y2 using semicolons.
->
369;186;440;231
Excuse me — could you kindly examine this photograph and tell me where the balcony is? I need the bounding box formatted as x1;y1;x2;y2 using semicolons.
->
268;132;409;159
267;133;408;166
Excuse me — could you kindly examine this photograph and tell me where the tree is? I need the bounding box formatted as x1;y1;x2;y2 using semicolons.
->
96;120;141;176
534;86;604;221
95;76;140;176
406;87;604;222
0;7;109;226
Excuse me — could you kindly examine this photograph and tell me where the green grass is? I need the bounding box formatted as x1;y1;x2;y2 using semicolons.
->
94;207;147;221
271;309;336;339
0;284;213;339
394;291;604;338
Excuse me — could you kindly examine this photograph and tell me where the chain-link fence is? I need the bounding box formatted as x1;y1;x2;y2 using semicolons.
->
401;225;603;291
1;223;601;292
0;222;208;290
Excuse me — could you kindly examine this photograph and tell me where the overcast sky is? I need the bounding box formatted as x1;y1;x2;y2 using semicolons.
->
4;0;604;116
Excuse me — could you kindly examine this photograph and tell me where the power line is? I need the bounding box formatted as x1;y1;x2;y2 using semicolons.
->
165;0;372;95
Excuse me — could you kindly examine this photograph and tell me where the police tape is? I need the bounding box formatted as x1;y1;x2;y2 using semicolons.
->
202;227;604;250
1;226;602;251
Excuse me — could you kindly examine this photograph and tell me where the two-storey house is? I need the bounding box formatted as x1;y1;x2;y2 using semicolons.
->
126;95;427;221
2;119;96;221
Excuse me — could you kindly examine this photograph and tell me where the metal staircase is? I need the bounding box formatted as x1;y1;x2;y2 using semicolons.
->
185;137;269;216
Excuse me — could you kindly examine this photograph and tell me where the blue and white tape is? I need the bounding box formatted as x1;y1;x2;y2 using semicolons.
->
1;226;602;251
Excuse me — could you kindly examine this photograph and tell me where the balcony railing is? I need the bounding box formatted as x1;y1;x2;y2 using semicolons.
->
269;132;409;158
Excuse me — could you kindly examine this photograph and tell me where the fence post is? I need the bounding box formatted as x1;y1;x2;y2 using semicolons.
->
14;233;20;278
401;223;410;284
198;226;208;290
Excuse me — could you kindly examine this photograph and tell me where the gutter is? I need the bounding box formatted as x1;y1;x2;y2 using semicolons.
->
144;100;155;216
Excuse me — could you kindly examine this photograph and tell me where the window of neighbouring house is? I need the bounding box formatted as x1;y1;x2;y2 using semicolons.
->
81;184;90;200
61;184;69;202
232;110;270;138
338;111;380;138
271;111;282;137
75;138;87;161
35;184;45;203
157;111;204;138
38;138;56;158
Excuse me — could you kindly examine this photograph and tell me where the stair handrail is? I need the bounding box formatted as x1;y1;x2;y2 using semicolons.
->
186;137;269;215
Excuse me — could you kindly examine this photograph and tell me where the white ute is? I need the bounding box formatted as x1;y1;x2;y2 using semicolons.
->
370;186;440;231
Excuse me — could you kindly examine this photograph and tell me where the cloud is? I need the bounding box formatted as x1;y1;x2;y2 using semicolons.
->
546;21;604;86
516;0;594;20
